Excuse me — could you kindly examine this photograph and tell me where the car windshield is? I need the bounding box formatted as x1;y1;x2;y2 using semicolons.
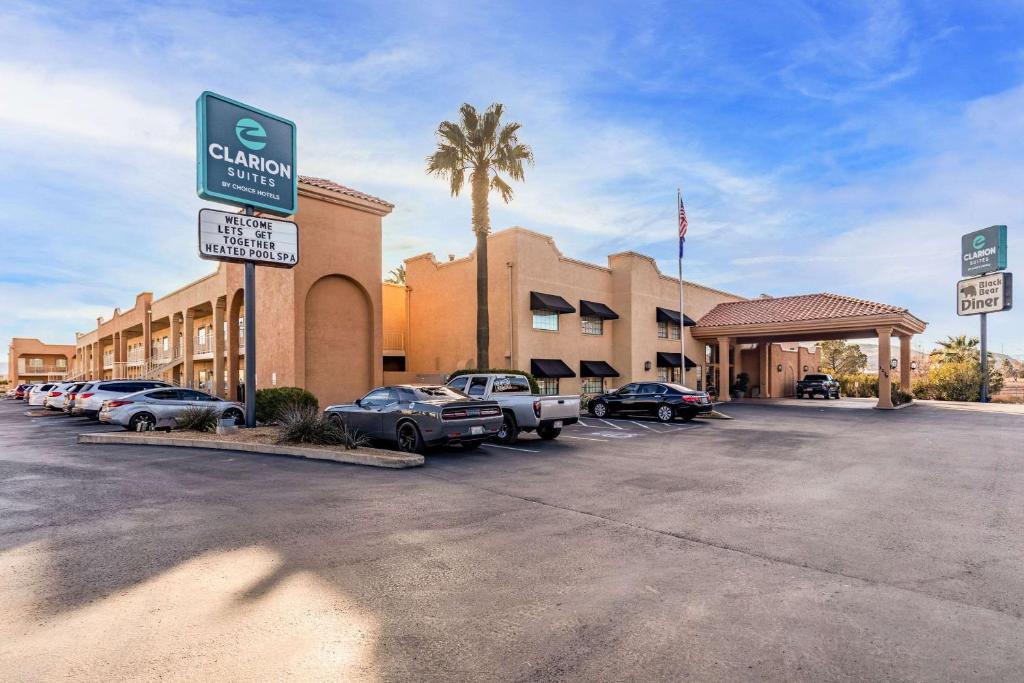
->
412;386;466;400
664;383;697;393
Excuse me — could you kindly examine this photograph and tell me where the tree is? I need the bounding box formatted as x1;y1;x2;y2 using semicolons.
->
385;265;406;285
930;335;980;365
426;103;533;367
818;340;868;375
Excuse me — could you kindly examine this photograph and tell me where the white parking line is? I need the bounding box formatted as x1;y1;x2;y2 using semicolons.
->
596;419;623;430
575;419;591;427
562;435;608;442
628;420;656;431
482;443;540;453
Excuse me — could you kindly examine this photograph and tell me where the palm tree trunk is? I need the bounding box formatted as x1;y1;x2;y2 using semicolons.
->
471;171;491;368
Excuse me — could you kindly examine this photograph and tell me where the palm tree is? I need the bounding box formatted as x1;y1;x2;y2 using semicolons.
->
385;265;406;285
930;335;980;364
426;103;533;368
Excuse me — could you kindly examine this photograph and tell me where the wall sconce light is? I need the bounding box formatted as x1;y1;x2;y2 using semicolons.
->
802;364;809;372
911;360;918;371
890;358;898;370
644;360;652;371
776;363;783;373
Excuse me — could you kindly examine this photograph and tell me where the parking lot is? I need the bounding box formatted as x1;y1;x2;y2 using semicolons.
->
3;398;1024;680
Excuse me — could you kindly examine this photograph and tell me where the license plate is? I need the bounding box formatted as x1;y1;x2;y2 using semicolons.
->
553;420;563;428
470;425;484;435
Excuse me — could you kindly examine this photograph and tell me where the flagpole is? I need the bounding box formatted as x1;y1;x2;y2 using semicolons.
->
677;188;686;387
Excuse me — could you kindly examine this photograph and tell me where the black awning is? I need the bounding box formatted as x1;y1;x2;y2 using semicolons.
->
579;300;619;320
531;358;576;378
656;307;697;326
579;360;620;377
656;352;698;369
530;291;576;314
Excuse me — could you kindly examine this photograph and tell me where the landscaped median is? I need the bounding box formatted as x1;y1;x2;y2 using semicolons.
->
77;426;423;469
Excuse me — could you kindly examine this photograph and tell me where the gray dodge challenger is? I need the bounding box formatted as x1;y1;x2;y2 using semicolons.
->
323;385;504;453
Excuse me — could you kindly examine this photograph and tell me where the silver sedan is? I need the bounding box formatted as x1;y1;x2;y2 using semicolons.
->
99;387;244;431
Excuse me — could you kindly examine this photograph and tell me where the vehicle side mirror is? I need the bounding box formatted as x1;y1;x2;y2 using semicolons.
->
354;399;362;407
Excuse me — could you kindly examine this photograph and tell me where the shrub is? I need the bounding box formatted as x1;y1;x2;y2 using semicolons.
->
175;406;219;432
835;373;878;398
255;386;318;424
579;394;593;412
447;368;540;394
276;405;370;449
891;383;913;406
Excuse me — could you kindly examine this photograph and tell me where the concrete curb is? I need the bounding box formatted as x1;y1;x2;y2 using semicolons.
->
77;432;424;469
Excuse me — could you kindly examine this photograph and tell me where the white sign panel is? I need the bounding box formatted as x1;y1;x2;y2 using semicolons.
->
198;208;298;268
957;272;1012;316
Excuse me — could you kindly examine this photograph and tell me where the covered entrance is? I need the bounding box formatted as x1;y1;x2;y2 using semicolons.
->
691;293;927;409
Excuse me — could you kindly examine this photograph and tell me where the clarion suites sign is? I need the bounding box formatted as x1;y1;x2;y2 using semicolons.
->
196;91;297;216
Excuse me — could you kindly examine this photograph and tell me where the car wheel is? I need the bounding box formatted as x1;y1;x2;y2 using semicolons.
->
495;412;519;445
223;408;244;425
590;401;608;418
128;412;156;432
656;403;675;423
536;426;561;440
461;440;482;451
396;421;424;454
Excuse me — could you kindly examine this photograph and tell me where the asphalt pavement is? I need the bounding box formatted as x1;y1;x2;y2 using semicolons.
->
2;399;1023;681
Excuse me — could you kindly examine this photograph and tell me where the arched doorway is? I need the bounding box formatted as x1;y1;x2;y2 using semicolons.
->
304;275;373;406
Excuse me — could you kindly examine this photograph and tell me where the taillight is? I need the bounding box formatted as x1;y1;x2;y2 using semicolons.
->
533;400;541;417
443;410;469;420
49;391;61;397
683;395;703;403
480;407;501;417
106;400;133;408
80;393;94;399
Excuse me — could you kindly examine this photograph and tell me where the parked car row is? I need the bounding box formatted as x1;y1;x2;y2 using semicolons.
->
324;374;713;453
7;380;244;430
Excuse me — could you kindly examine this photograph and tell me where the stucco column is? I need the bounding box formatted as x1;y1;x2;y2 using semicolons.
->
112;332;121;378
734;342;744;394
899;334;912;392
227;294;241;402
876;327;894;409
143;306;152;363
92;342;101;379
183;311;195;389
717;337;731;402
213;298;226;398
759;342;770;398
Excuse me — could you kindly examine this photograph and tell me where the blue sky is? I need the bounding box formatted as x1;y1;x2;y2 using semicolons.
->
2;0;1022;374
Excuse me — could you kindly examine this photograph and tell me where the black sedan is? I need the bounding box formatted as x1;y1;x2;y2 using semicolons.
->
323;385;503;453
588;382;713;422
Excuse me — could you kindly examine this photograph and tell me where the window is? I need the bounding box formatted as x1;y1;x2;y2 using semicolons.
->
657;321;680;339
657;367;669;382
581;316;603;335
360;388;396;408
581;377;604;394
447;376;469;393
163;337;169;352
180;389;215;401
57;357;67;368
491;375;531;393
617;383;639;395
467;377;489;397
538;378;559;395
198;370;207;388
198;327;207;345
148;389;181;401
29;358;42;368
532;310;559;331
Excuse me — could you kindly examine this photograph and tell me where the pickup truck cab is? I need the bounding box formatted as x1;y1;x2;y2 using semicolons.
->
446;373;580;444
796;373;840;399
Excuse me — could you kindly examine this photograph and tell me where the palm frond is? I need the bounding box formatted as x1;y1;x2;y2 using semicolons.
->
490;174;514;203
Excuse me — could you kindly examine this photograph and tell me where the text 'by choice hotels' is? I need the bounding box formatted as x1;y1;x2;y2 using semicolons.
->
198;208;299;268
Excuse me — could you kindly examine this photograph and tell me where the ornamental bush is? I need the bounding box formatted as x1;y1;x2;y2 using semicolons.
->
277;405;370;449
447;368;540;394
175;406;219;432
255;386;318;424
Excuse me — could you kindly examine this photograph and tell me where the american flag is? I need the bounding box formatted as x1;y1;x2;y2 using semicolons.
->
678;191;688;258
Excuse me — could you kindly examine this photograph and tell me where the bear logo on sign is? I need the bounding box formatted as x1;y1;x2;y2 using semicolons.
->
961;284;977;297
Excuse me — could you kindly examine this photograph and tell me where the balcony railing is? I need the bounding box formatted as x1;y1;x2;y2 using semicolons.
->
17;363;68;375
383;331;405;353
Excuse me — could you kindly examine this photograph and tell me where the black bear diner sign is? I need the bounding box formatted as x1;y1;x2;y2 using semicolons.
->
957;272;1012;316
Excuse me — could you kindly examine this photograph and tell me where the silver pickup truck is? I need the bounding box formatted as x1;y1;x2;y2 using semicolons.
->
446;373;580;444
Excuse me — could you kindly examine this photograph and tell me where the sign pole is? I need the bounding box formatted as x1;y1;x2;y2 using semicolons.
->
980;312;988;403
243;206;257;427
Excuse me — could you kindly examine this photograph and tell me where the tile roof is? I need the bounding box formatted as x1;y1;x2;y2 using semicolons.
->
298;176;394;208
696;293;907;327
